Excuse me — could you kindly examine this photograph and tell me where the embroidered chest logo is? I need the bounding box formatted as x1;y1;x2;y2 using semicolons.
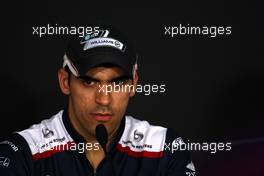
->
42;127;54;138
133;129;144;142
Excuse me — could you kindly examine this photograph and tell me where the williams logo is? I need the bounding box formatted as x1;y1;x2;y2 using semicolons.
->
42;127;54;138
81;29;125;51
134;130;144;142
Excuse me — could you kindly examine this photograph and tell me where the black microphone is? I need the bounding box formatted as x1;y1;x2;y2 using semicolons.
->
95;124;108;155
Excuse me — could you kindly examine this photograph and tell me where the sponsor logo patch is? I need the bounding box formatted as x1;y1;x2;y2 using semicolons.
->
0;157;10;167
0;141;18;152
134;130;144;142
81;30;126;51
42;127;54;138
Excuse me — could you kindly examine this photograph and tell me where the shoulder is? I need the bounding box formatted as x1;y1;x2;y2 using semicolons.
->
119;116;196;173
123;115;168;142
0;110;71;174
117;116;181;158
123;115;182;143
0;133;32;175
17;110;73;159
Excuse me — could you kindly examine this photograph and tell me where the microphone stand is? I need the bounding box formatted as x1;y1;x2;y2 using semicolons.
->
96;124;117;176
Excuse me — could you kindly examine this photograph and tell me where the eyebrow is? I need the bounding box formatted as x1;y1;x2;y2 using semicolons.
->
77;75;99;82
77;74;131;83
110;75;131;83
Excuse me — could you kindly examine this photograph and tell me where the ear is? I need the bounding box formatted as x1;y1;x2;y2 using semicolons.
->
130;70;138;97
58;68;70;95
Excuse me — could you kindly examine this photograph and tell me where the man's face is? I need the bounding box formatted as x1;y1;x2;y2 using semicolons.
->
58;66;137;141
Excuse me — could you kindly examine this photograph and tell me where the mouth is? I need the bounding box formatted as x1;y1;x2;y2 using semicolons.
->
90;113;113;122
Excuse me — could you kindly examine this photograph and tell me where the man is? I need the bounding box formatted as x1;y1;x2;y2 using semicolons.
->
0;25;196;176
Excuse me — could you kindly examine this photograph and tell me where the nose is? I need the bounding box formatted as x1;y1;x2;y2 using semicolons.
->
95;84;112;106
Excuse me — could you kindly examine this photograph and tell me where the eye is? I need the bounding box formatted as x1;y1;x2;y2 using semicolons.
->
82;79;95;86
78;76;96;87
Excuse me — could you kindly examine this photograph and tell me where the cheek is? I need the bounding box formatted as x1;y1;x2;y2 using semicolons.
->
107;93;130;133
70;86;96;113
111;92;131;114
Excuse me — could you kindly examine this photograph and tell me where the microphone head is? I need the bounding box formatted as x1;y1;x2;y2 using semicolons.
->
96;124;108;147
